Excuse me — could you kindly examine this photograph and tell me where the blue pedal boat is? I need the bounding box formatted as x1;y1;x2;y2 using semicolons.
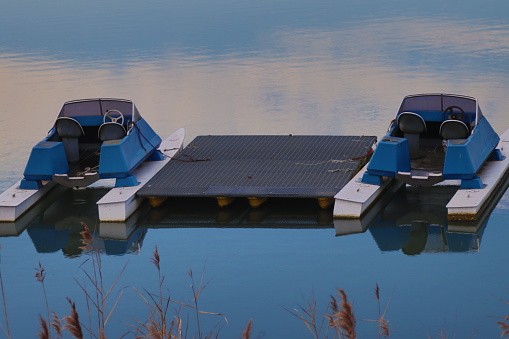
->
21;98;163;189
361;93;503;189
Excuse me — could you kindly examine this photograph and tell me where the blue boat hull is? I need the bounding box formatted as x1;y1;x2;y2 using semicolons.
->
21;99;162;189
361;94;502;189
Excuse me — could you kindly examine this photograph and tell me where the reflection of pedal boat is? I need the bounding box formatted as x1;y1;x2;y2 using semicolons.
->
369;221;485;255
0;98;184;222
334;93;509;220
20;181;148;256
334;186;489;254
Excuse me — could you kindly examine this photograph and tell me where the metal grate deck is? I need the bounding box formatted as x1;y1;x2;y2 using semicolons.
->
138;135;376;198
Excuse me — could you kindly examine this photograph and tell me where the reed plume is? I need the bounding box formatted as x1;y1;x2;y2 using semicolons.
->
242;319;253;339
500;321;509;337
52;311;63;338
64;297;84;339
151;246;161;272
37;315;49;339
327;289;356;339
35;262;46;283
497;298;509;337
35;261;52;336
374;284;391;338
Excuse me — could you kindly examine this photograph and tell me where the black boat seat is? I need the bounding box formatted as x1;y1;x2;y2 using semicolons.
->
397;112;426;159
98;122;126;142
55;117;85;163
440;120;470;140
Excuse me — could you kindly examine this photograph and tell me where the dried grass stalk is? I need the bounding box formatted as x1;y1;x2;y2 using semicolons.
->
151;246;161;272
64;298;83;339
327;289;356;339
500;320;509;337
35;262;46;283
242;319;253;339
374;284;391;338
38;315;49;339
52;311;63;338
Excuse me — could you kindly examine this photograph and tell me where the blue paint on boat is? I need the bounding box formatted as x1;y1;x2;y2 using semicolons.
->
362;94;502;188
21;99;162;189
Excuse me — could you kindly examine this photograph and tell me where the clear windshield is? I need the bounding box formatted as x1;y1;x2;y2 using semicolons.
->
57;98;141;121
397;94;481;121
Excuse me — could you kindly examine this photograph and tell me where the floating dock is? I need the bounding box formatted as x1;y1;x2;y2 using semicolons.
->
137;135;377;208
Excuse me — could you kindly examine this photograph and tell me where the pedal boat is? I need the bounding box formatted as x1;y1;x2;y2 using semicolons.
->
334;93;509;220
21;98;163;189
361;93;503;189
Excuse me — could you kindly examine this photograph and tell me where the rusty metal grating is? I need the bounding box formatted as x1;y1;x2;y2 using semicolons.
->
138;135;376;198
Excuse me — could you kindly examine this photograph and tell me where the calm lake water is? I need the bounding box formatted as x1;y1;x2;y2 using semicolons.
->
2;0;509;338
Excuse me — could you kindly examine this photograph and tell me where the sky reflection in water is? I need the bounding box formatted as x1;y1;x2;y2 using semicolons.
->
1;0;509;338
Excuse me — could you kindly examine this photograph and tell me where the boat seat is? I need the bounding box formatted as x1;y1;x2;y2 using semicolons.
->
98;122;126;142
440;120;470;140
397;112;426;159
55;117;85;163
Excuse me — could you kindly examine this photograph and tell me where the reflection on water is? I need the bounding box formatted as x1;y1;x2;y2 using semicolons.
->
12;185;496;257
3;17;509;171
22;194;334;256
142;197;334;228
335;185;491;255
368;186;486;254
21;188;146;257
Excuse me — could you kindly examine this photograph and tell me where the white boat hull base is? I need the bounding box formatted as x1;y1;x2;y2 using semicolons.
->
97;128;185;222
0;181;57;222
447;128;509;220
333;167;404;219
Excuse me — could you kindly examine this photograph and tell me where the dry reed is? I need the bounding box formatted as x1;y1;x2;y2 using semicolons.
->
64;297;84;339
129;247;227;339
0;245;11;339
75;222;126;338
241;319;253;339
326;289;357;339
499;298;509;338
374;284;391;338
35;261;52;337
189;268;208;338
500;321;509;337
37;315;49;339
52;311;63;338
1;220;506;338
287;294;325;339
291;285;393;338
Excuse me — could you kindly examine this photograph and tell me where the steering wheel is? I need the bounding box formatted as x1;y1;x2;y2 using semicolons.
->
103;109;124;125
442;105;465;121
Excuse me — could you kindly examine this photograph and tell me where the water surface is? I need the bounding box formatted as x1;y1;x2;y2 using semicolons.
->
1;0;509;337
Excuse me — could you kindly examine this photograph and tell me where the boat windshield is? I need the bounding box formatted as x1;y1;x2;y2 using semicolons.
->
57;99;141;121
397;94;482;122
